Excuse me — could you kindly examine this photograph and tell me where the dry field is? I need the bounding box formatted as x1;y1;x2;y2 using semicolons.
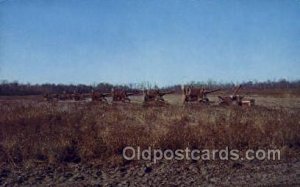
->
0;93;299;186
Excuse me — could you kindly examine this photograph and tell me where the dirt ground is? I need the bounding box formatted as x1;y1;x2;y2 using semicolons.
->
1;159;299;186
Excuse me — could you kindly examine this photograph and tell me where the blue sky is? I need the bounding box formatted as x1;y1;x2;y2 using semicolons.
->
0;0;299;86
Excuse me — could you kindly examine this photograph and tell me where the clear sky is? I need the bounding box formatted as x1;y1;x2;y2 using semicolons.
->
0;0;299;86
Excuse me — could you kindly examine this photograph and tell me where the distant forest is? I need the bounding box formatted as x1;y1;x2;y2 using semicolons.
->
0;79;299;96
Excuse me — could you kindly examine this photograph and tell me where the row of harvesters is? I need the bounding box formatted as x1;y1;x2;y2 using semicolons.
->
91;88;174;105
44;89;140;103
44;85;255;106
182;84;255;106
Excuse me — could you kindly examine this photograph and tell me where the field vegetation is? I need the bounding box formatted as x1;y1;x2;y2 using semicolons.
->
0;96;299;168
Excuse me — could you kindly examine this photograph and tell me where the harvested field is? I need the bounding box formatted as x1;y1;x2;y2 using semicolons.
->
2;0;299;185
0;93;299;185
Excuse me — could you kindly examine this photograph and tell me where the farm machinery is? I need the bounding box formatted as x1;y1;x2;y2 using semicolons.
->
218;85;255;106
43;85;255;107
182;85;220;104
91;91;110;102
111;88;140;103
143;89;174;105
44;88;139;103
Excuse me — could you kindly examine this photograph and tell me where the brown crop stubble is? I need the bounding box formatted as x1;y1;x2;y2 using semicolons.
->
0;100;299;167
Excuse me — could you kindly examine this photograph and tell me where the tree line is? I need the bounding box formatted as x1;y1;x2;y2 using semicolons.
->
0;79;299;96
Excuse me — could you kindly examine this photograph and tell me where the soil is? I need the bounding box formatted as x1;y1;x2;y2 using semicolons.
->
1;159;299;186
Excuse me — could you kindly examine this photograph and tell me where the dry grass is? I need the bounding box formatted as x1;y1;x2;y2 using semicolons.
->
0;98;299;167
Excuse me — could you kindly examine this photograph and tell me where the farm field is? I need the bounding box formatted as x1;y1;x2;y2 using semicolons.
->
2;0;300;185
0;92;299;186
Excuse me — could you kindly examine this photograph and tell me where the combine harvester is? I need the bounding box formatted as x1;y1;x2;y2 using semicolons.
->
218;85;255;106
143;89;174;106
182;85;220;105
91;90;111;103
111;88;140;103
